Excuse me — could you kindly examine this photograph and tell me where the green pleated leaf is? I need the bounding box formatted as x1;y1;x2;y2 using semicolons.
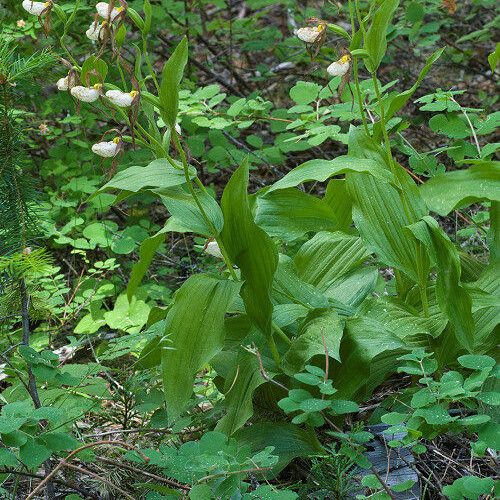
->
98;159;194;194
294;232;370;291
161;274;240;421
235;422;322;476
127;234;164;300
282;308;344;375
267;156;393;193
364;0;400;72
408;216;475;351
420;161;500;216
255;188;338;241
159;37;188;128
215;349;265;435
333;315;407;400
158;185;224;237
221;161;278;337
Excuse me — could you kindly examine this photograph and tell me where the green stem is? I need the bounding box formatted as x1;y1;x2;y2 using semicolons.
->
272;321;292;346
171;131;237;281
348;0;370;137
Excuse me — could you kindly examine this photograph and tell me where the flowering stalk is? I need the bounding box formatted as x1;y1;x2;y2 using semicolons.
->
171;130;238;281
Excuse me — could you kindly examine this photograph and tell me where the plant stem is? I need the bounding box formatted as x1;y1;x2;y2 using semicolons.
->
171;130;238;281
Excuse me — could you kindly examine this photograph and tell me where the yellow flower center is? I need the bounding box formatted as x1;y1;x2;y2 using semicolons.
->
112;137;120;144
317;24;325;32
116;6;124;12
93;83;103;90
340;54;351;64
129;90;138;97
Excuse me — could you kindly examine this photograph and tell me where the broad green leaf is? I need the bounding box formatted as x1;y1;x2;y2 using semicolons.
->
161;274;239;420
468;263;500;353
255;188;338;241
99;159;194;194
420;161;500;216
159;37;188;128
215;349;264;435
408;216;475;351
294;232;369;291
323;179;353;231
364;0;400;72
332;315;407;400
235;422;322;476
282;308;344;375
221;162;278;337
158;186;224;237
267;156;393;193
127;234;164;300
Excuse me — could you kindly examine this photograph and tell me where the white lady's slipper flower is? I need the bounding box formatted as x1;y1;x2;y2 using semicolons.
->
105;89;138;107
296;24;324;44
96;2;124;21
327;54;351;77
70;84;102;103
22;0;50;16
86;21;106;41
92;137;121;157
56;76;69;90
204;240;223;259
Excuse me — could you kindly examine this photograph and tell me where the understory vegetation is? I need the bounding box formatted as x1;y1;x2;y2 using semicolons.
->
0;0;499;498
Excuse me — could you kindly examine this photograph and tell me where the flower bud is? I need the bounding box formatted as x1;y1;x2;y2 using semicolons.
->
22;0;50;16
70;84;102;103
327;55;351;77
105;89;138;107
96;1;124;21
91;137;121;157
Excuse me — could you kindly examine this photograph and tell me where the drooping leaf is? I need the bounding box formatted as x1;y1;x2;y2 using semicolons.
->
127;234;164;300
221;162;278;337
161;274;240;420
158;185;224;237
98;159;194;194
235;422;323;475
332;315;407;400
215;349;265;435
282;308;344;375
408;216;475;351
255;188;338;241
159;37;188;128
420;161;500;216
267;156;393;193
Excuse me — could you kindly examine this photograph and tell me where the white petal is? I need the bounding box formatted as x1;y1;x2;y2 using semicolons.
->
56;76;69;91
327;60;349;77
175;123;181;135
22;0;48;16
296;27;321;44
105;89;134;107
92;141;119;157
96;2;123;21
70;86;101;103
86;22;102;41
204;241;223;259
